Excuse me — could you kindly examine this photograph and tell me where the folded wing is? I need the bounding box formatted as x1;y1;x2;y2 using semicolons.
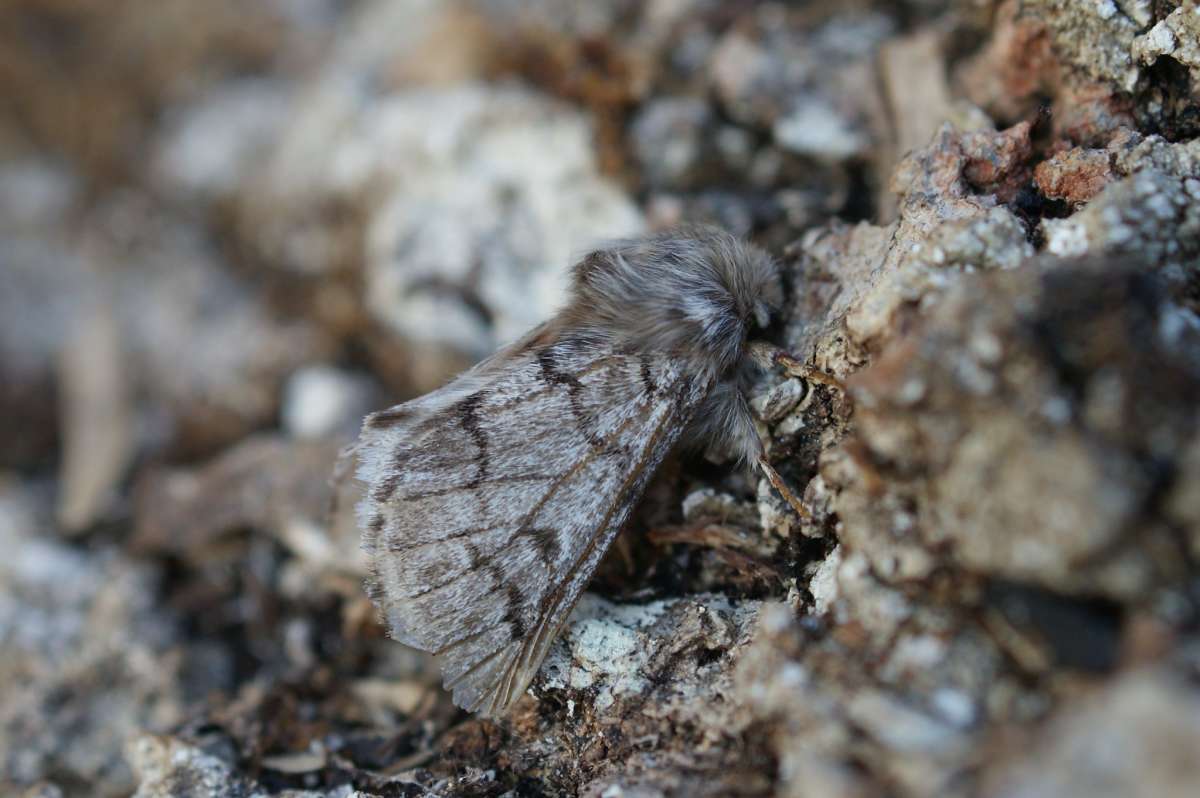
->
355;328;709;714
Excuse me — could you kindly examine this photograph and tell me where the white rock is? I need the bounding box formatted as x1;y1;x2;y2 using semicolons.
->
283;365;375;439
154;79;291;201
809;545;843;615
361;85;643;356
773;98;870;161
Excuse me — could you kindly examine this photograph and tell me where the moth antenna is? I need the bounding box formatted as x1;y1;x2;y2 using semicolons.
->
758;457;811;520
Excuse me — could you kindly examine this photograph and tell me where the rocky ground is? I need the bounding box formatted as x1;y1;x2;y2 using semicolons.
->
2;1;1199;796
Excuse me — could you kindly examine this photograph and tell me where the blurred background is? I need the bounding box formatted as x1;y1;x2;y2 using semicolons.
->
3;1;1200;796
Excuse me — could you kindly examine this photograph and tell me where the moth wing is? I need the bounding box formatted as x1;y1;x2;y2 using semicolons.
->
355;331;708;715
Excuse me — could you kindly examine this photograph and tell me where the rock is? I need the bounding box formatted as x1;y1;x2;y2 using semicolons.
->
127;735;258;798
244;77;641;388
537;593;757;714
0;160;86;467
1132;4;1200;85
89;197;335;459
986;666;1200;798
359;85;643;358
773;98;872;161
1037;131;1200;252
1025;0;1142;91
152;79;293;203
1034;147;1114;205
2;185;334;466
282;366;379;441
0;480;186;797
708;7;893;153
133;435;363;584
953;1;1140;144
1166;431;1200;555
780;121;1037;364
689;4;899;232
733;603;871;798
680;488;761;529
954;1;1063;123
1042;168;1200;264
0;159;77;229
529;593;768;796
877;27;958;218
0;0;346;180
629;97;720;189
834;258;1200;598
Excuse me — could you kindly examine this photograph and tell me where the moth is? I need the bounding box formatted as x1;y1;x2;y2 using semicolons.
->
354;226;821;715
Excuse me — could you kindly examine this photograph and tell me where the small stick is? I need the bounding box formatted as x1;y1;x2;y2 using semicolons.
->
758;457;811;520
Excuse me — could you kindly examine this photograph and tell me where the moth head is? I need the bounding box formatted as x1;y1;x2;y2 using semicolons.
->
567;226;784;374
704;229;782;352
730;243;783;332
667;227;783;370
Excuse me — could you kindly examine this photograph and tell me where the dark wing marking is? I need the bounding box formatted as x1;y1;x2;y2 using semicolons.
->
355;330;708;714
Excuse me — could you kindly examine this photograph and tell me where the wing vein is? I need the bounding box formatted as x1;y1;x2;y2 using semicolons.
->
480;388;694;709
535;397;682;620
359;338;708;716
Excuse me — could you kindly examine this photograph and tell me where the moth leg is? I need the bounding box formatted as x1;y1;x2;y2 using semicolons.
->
758;457;811;519
746;343;821;519
747;341;845;392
